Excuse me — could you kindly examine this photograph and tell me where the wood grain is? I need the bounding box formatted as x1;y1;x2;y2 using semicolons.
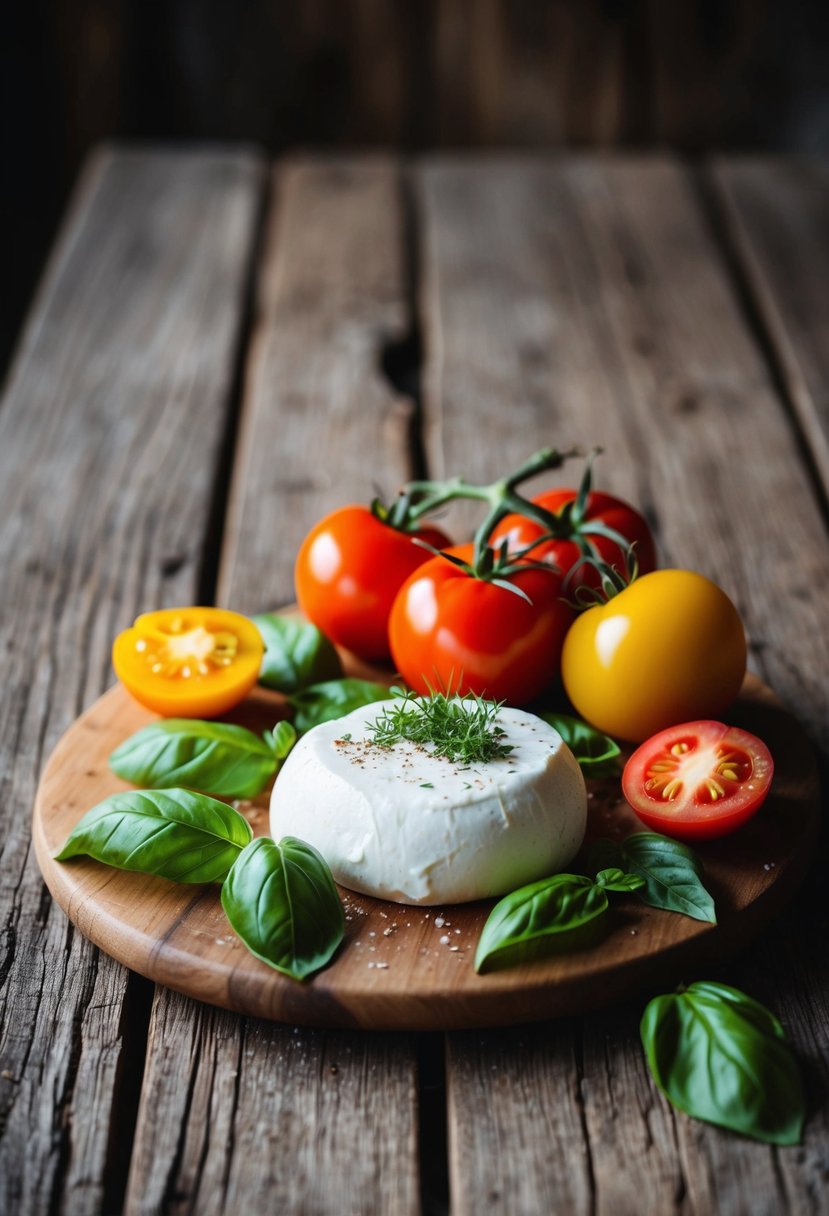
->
120;996;418;1216
418;156;829;1215
218;156;413;613
709;157;829;500
124;158;422;1216
0;148;264;1214
34;675;817;1031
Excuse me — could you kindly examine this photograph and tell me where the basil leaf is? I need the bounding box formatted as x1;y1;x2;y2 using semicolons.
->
539;712;621;778
266;720;298;761
289;678;394;734
253;614;342;693
594;868;646;894
589;832;716;924
221;836;344;980
55;789;253;883
109;719;280;799
641;981;805;1145
475;874;608;973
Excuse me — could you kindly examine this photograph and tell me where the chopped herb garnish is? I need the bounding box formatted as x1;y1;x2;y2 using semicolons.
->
340;733;352;742
368;689;514;765
420;782;434;789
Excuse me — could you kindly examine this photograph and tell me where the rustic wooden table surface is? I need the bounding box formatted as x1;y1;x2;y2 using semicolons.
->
1;149;828;1216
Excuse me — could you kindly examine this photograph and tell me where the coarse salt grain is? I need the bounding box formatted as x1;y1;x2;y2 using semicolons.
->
439;934;450;945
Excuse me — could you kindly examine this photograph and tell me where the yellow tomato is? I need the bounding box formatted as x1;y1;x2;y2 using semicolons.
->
561;570;747;743
112;607;263;718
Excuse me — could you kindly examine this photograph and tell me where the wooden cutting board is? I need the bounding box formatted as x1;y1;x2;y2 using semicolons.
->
33;667;819;1030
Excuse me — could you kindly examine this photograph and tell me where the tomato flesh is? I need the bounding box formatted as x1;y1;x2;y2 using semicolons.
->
112;607;263;718
622;721;773;841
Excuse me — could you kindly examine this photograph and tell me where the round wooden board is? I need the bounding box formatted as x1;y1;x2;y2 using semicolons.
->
34;668;819;1030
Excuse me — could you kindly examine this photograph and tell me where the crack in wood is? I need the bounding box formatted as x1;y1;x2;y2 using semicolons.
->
378;164;429;482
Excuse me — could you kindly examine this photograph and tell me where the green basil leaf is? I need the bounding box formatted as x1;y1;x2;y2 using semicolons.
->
109;719;280;799
683;980;787;1039
475;874;608;973
641;981;805;1145
539;711;621;778
594;868;646;894
55;789;253;883
221;836;344;980
253;614;342;693
267;720;298;760
289;678;394;734
590;832;716;924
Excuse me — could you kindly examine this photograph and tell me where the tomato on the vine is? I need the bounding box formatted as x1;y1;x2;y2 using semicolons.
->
622;720;773;841
112;607;263;718
492;488;656;588
388;545;573;704
561;569;747;743
295;505;450;661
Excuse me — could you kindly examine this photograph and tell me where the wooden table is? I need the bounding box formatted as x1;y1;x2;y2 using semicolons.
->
1;149;827;1215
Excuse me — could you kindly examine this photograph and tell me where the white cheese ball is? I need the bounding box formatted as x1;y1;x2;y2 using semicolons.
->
269;702;587;906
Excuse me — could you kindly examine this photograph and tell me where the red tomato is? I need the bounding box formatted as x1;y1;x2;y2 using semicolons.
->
388;545;574;704
295;506;449;661
492;489;656;588
622;721;773;841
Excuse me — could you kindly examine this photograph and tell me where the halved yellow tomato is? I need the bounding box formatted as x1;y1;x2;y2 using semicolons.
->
112;607;263;717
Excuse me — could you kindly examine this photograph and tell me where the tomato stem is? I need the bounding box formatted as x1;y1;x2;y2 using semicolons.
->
562;549;640;611
384;447;582;569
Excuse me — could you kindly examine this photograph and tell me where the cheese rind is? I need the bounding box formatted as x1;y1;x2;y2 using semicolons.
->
269;703;587;905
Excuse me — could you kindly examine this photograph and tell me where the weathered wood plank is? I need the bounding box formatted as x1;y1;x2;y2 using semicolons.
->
447;1023;595;1215
709;157;829;499
0;147;264;1214
218;156;413;613
125;158;421;1216
125;997;419;1216
418;156;829;1215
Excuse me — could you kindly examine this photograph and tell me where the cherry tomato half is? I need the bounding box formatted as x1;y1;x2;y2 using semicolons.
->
492;489;656;589
295;505;449;661
389;545;573;704
622;720;774;841
561;569;747;743
112;607;263;718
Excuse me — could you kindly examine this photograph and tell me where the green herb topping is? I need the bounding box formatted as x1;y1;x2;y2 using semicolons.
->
367;688;514;765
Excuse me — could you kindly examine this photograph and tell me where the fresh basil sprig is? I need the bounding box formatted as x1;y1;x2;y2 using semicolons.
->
474;868;644;973
641;981;805;1145
221;836;344;980
55;789;253;883
590;832;716;924
253;613;342;693
109;719;296;799
539;712;621;779
289;678;394;734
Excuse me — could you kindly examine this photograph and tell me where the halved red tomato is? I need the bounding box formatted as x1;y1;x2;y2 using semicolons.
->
622;721;774;841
